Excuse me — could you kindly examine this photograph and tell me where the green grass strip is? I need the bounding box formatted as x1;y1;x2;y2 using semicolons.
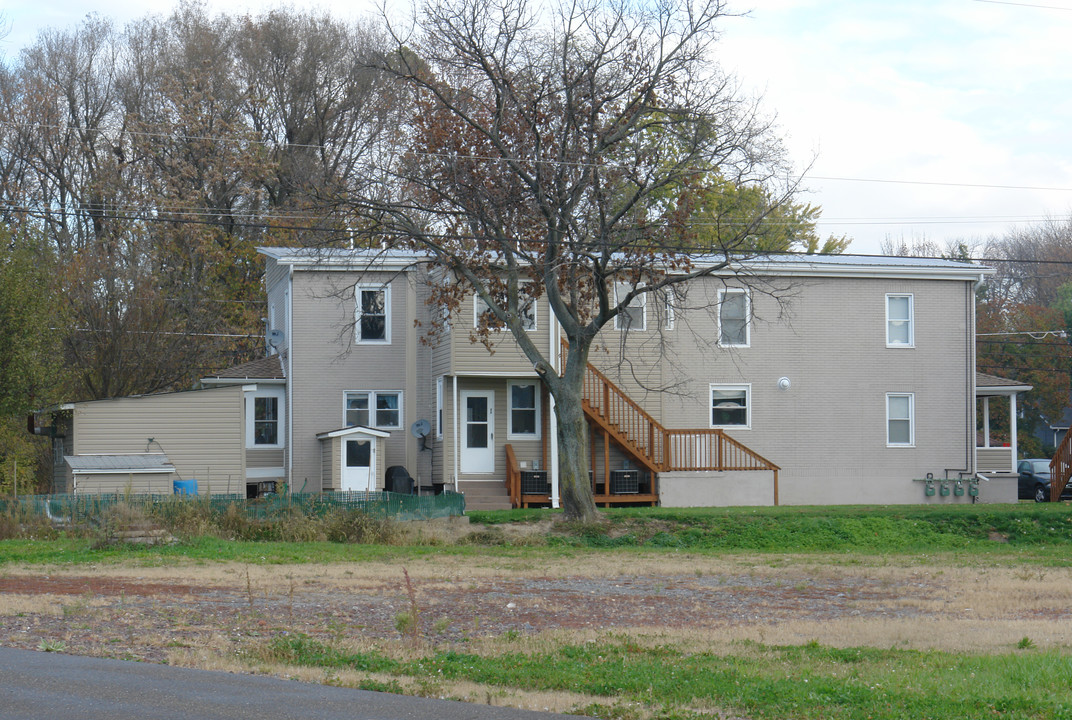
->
256;635;1072;719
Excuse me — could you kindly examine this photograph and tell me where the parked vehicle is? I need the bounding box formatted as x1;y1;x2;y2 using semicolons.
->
1017;459;1072;502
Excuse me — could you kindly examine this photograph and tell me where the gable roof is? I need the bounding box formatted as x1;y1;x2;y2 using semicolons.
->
203;355;285;381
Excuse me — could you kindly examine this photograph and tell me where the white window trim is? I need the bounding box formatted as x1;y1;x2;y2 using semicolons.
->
473;289;537;332
886;392;915;447
613;283;647;331
436;376;444;439
355;283;391;344
886;293;914;348
709;383;751;430
507;380;541;439
245;387;285;449
718;288;751;348
344;390;403;430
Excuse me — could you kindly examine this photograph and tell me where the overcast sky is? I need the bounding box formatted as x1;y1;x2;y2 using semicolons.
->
4;0;1072;254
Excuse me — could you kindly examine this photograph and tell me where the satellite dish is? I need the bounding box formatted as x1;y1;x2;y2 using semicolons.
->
410;419;431;438
267;329;285;347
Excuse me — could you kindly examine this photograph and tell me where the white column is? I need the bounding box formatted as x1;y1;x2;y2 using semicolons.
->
982;396;990;448
1009;393;1019;474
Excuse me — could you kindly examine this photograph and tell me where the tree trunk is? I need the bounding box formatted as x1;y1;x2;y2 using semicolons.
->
552;341;600;522
555;391;599;522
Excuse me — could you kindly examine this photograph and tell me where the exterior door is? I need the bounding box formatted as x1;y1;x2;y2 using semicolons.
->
461;390;495;474
342;438;374;491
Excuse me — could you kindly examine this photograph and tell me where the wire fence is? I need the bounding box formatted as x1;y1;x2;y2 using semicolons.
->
0;490;466;525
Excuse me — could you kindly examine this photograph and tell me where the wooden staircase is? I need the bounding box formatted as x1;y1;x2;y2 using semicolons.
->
1050;428;1072;501
506;346;780;508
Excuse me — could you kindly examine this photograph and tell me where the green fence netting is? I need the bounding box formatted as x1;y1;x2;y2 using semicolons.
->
0;490;466;524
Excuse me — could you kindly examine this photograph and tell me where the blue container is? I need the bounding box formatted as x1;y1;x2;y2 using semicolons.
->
173;479;198;495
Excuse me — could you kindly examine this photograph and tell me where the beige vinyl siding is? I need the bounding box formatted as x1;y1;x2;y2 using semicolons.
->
72;384;246;495
264;258;291;354
246;449;285;469
288;270;414;492
449;297;551;375
644;275;975;505
71;472;176;495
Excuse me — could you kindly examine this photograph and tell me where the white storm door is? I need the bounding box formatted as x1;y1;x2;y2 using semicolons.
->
461;390;495;474
341;438;374;491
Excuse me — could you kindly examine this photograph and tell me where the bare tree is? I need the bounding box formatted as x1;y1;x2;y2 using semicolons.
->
354;0;794;520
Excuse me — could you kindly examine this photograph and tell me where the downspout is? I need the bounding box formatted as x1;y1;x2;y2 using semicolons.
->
286;266;294;494
453;375;460;490
549;309;560;509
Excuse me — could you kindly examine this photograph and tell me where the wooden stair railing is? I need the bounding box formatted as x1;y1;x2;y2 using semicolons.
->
1050;427;1072;501
563;340;779;478
505;444;521;508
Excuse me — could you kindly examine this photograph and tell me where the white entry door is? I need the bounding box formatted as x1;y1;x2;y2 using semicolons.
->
461;390;495;474
342;438;374;491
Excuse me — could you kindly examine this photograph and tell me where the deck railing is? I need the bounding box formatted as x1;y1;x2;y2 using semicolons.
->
505;443;522;508
1051;427;1072;501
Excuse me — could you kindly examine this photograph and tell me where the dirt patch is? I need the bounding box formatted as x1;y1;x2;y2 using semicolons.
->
4;554;1072;668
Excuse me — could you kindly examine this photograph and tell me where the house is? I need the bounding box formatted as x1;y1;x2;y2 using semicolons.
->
44;248;1029;506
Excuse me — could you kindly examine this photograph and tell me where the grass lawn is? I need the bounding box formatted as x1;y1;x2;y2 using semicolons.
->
2;503;1072;719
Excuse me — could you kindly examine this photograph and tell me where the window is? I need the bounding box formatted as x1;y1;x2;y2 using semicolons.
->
661;288;678;331
710;384;750;429
719;289;750;347
614;283;646;330
245;388;285;448
886;293;913;347
474;290;536;331
345;391;402;429
355;284;390;343
508;381;540;438
887;393;914;446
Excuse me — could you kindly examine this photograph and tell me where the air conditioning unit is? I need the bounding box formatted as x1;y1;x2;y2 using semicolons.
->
520;470;549;494
610;469;639;494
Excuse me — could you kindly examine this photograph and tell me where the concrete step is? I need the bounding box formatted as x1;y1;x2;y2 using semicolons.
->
461;481;513;511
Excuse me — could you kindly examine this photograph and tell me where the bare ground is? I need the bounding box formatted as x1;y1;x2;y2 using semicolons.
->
2;538;1071;716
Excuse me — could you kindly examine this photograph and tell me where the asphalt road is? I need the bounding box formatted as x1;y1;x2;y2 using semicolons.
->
0;647;578;720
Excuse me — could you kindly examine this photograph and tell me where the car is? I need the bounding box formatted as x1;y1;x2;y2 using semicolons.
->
1017;459;1072;502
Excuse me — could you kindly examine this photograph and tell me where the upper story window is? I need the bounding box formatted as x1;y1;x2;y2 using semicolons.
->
355;284;390;343
719;289;750;347
614;282;647;331
886;293;913;347
474;291;536;331
508;381;540;438
345;390;402;429
246;387;285;448
886;392;914;446
710;384;750;429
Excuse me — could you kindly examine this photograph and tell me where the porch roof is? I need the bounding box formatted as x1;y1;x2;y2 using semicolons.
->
65;453;175;475
315;425;391;440
976;371;1033;396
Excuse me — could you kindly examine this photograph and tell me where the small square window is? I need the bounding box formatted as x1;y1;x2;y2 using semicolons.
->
710;384;750;429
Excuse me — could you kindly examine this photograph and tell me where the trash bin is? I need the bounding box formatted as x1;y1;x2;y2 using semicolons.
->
173;479;198;495
384;466;414;494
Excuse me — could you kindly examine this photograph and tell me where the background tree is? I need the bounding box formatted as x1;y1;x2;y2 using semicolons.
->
356;0;797;521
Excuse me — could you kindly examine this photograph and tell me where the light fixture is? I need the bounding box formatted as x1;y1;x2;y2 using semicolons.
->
777;377;791;391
